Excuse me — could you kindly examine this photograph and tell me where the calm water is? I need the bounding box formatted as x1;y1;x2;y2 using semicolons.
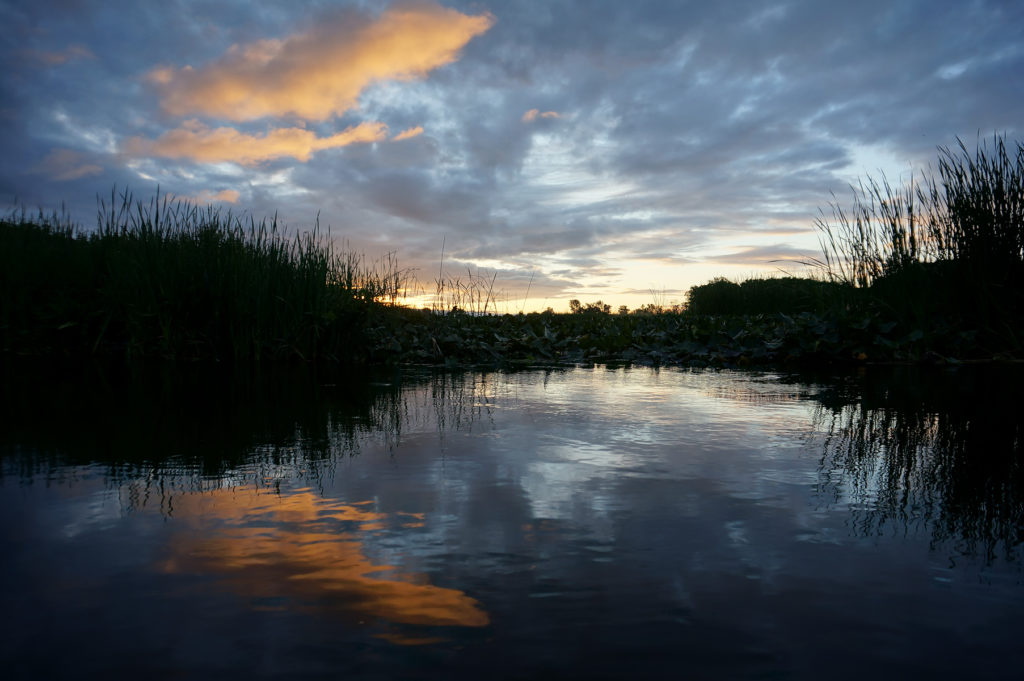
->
1;363;1021;680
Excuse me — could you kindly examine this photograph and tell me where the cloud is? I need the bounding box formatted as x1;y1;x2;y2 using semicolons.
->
392;126;424;141
4;0;1023;310
31;148;103;181
151;2;494;122
703;244;821;267
164;189;241;205
123;120;388;165
191;189;241;204
522;109;560;123
26;45;94;66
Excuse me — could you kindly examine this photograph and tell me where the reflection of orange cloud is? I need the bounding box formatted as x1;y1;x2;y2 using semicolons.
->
158;487;489;637
522;109;560;123
152;3;494;121
392;126;424;141
123;119;387;164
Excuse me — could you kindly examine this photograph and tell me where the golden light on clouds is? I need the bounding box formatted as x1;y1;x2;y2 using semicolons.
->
522;109;560;123
170;189;241;204
32;148;103;181
392;125;424;141
158;487;490;636
123;119;388;164
151;2;494;122
200;189;240;203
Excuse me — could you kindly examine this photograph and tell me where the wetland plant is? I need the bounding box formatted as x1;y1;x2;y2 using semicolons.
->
813;134;1023;345
814;134;1022;288
1;189;408;361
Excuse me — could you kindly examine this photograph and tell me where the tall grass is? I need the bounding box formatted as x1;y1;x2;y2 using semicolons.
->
813;175;932;288
815;134;1023;286
1;189;408;361
428;238;503;314
813;135;1023;340
432;268;502;314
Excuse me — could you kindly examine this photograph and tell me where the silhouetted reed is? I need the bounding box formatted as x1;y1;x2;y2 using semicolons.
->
813;135;1023;337
1;189;410;361
815;136;1023;283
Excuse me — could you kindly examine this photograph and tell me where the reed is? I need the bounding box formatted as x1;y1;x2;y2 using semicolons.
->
812;134;1023;337
432;268;502;315
1;189;408;361
815;135;1022;283
430;238;504;315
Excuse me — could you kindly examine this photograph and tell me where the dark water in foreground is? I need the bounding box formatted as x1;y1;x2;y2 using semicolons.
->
1;363;1022;680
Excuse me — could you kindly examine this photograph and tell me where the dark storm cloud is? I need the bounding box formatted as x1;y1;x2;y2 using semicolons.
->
2;0;1022;308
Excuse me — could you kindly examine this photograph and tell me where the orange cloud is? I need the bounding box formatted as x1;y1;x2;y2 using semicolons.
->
199;189;240;203
522;109;561;123
123;119;388;164
31;148;103;180
392;125;424;141
169;189;241;204
151;3;494;121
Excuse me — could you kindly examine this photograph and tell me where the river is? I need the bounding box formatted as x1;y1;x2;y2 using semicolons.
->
1;363;1021;680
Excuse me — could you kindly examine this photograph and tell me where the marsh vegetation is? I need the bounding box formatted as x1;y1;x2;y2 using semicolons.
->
2;136;1021;366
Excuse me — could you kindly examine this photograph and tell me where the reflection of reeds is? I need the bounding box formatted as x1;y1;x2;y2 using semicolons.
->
0;361;412;491
813;368;1024;563
0;363;512;502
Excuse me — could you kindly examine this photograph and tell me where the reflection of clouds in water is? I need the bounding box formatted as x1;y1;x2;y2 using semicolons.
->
496;369;822;528
41;366;1009;623
51;369;835;593
9;364;1021;679
56;471;122;538
156;486;488;641
522;461;604;521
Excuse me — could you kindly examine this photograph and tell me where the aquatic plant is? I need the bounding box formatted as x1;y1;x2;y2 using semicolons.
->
0;189;409;361
814;135;1022;282
5;162;1021;368
812;134;1023;348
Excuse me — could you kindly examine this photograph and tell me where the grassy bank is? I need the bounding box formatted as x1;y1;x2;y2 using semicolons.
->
3;135;1021;367
812;134;1023;343
1;191;405;361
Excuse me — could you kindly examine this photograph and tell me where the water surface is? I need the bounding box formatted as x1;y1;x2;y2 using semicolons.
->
1;363;1021;680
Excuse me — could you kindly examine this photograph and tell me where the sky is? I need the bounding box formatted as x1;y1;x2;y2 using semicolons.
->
2;0;1022;311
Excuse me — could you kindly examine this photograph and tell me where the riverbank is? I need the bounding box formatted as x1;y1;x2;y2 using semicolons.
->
5;132;1022;370
2;202;1018;368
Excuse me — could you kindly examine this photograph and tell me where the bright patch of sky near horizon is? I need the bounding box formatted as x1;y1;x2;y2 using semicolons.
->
2;0;1021;311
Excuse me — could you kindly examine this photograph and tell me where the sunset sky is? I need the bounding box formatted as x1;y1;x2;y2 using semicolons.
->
2;0;1021;311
